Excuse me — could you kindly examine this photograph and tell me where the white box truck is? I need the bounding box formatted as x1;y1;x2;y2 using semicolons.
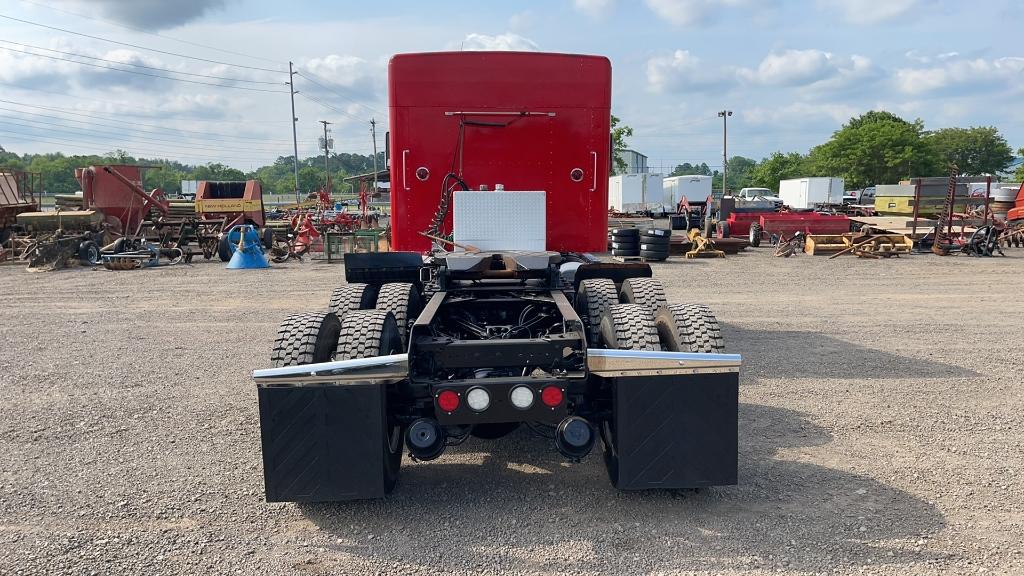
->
778;177;844;210
608;173;665;213
663;175;712;208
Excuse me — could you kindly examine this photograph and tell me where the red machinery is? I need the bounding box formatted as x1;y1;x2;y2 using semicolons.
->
388;52;611;253
0;169;41;243
1008;182;1024;223
721;210;851;242
75;165;167;235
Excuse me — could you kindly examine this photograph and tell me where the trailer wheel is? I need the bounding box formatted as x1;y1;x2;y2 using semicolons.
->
78;241;100;266
656;303;725;353
375;283;422;346
261;227;274;250
748;223;763;247
336;310;403;359
217;237;232;262
575;278;618;346
717;221;731;239
619;277;667;313
270;312;342;367
598;304;659;350
328;283;379;319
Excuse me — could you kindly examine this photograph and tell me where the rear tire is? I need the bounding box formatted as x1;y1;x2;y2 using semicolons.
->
78;240;100;266
575;278;618;346
335;310;403;359
598;303;659;350
328;283;379;319
619;277;667;312
375;283;422;347
270;312;341;367
217;237;232;262
748;223;763;247
717;221;731;239
656;304;725;353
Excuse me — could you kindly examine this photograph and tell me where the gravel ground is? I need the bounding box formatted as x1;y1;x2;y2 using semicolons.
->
1;247;1023;575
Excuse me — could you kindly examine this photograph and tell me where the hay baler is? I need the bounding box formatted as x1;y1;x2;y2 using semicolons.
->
253;52;742;502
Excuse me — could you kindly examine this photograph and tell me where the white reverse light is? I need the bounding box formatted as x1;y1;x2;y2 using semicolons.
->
466;388;491;412
510;386;534;410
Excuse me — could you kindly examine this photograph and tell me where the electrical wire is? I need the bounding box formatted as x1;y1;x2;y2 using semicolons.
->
295;70;385;118
0;13;282;73
0;45;289;93
0;98;293;143
0;130;275;163
0;114;290;154
0;80;293;124
15;0;285;67
0;40;282;84
296;92;364;122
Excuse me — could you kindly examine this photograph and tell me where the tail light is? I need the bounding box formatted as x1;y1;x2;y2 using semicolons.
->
541;385;564;407
509;386;535;409
437;390;460;412
465;387;491;412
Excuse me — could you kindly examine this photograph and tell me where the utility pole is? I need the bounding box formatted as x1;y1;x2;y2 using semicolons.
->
319;120;332;195
287;62;300;205
370;118;378;201
718;110;732;197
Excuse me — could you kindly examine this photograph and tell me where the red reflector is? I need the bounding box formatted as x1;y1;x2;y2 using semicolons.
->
437;390;460;412
541;386;564;407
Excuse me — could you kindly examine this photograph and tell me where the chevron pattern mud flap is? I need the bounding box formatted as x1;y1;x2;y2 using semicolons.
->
257;383;387;502
601;372;738;490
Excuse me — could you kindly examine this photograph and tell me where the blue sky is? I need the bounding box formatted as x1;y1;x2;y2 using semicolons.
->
0;0;1021;171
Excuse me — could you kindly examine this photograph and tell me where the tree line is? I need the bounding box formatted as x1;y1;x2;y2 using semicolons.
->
0;148;385;197
665;111;1019;192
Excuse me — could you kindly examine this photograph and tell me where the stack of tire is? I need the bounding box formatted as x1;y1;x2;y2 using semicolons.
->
609;228;640;258
638;228;671;261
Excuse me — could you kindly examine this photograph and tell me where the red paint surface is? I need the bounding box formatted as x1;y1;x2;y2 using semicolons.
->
388;52;612;252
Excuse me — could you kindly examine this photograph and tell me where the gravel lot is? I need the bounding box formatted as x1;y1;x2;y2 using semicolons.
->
1;247;1022;575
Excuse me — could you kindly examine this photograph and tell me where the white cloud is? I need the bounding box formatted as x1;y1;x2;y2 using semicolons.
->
742;102;860;126
58;0;229;30
573;0;616;18
645;0;749;26
302;54;379;95
646;49;733;92
819;0;920;24
737;49;878;91
457;33;539;52
895;56;1024;95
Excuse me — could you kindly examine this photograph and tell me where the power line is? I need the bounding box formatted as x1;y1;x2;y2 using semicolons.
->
0;45;289;93
295;70;385;118
0;81;292;123
0;40;282;85
296;92;364;122
0;12;283;73
0;117;288;155
0;98;293;143
16;0;285;67
0;130;278;163
0;110;291;153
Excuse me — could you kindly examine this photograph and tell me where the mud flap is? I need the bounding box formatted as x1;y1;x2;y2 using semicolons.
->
257;383;388;502
601;372;738;490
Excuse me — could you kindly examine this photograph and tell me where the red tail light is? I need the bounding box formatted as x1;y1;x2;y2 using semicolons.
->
541;386;564;407
437;390;460;412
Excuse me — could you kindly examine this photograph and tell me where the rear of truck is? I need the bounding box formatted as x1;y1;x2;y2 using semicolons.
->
253;52;741;502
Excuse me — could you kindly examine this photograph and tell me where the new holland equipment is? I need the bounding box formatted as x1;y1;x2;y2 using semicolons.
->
253;52;742;502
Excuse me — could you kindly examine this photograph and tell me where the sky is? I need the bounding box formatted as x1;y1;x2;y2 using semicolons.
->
0;0;1022;172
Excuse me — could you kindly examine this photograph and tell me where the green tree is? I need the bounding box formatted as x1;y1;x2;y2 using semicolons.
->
748;152;810;192
670;162;712;177
807;111;940;189
1015;148;1024;182
712;156;757;191
610;115;633;175
928;126;1013;175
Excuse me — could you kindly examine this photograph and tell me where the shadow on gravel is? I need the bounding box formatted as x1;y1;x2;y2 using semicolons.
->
723;324;979;381
297;403;945;574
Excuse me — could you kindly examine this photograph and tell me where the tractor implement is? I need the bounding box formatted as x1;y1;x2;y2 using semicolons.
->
253;51;742;502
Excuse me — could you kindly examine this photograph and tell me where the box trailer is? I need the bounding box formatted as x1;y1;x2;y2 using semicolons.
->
778;177;844;209
663;175;712;207
609;173;665;213
253;51;742;503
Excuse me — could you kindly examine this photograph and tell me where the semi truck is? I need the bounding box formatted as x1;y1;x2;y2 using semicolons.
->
253;51;742;502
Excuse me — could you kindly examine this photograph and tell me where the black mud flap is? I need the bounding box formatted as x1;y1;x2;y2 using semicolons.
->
257;383;389;502
602;372;738;490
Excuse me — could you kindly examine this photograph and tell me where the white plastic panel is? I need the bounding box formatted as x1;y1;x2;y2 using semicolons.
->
453;191;546;251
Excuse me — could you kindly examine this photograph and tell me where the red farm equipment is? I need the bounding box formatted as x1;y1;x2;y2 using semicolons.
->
0;169;41;260
253;51;742;502
717;199;851;248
